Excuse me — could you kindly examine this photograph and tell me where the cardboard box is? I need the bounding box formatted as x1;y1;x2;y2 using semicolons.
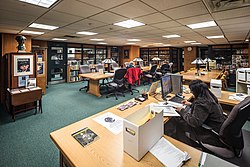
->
237;68;247;82
210;79;222;98
123;106;163;161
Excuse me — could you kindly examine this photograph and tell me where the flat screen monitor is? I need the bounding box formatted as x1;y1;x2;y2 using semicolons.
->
170;74;183;95
161;74;172;100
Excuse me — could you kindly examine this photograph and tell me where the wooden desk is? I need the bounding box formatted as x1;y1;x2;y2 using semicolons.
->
79;72;114;97
50;93;200;167
141;66;150;71
7;87;42;121
182;70;221;84
219;91;240;106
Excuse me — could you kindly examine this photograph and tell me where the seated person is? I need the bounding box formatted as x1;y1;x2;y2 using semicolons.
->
164;79;225;147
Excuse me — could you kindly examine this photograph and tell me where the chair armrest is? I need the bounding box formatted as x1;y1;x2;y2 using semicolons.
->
202;124;219;136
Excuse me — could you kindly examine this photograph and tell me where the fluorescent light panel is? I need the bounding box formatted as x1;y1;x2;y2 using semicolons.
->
191;42;202;45
113;19;145;28
29;23;58;30
76;31;98;35
163;44;171;46
127;39;141;42
97;42;107;45
184;41;196;43
162;34;180;38
206;35;224;39
52;38;67;41
126;43;136;45
245;39;249;42
90;39;104;41
19;0;57;8
186;21;217;29
21;30;44;35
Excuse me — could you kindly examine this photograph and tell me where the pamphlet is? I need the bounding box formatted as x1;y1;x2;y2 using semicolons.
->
72;127;99;147
150;137;191;167
148;103;180;117
93;112;123;135
117;101;138;111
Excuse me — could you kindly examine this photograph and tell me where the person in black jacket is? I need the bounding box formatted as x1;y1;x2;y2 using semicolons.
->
164;79;225;147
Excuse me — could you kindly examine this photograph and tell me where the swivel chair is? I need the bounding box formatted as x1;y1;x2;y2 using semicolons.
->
143;64;157;85
124;67;142;95
79;65;91;92
106;68;127;100
156;63;170;77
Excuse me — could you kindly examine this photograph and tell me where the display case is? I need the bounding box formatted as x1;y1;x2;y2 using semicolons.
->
67;44;82;82
83;45;95;65
50;47;65;82
96;45;107;64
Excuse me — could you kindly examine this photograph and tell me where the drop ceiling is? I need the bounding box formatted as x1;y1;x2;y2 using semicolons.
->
0;0;249;47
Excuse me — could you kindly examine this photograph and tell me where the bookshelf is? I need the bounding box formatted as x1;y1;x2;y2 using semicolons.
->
170;48;178;72
96;45;107;64
232;46;249;68
110;46;119;63
159;47;170;63
83;45;95;65
67;44;82;82
140;48;149;66
149;48;159;65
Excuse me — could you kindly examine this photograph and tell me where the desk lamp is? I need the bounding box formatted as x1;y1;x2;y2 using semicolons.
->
191;57;205;76
133;57;143;66
203;58;212;71
103;58;115;72
152;57;161;66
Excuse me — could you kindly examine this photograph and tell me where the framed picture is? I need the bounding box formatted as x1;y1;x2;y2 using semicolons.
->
26;78;36;88
14;55;33;76
18;75;29;87
124;49;130;59
37;61;44;75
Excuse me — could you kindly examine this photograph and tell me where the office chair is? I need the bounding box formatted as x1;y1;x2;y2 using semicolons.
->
156;63;170;77
106;68;127;100
124;67;142;95
143;64;158;85
192;96;250;158
95;64;104;72
111;62;119;70
79;65;91;92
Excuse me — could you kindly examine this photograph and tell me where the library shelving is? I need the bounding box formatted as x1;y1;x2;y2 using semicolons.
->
140;48;149;66
83;45;95;65
110;46;119;63
149;48;159;65
96;45;107;64
67;44;82;82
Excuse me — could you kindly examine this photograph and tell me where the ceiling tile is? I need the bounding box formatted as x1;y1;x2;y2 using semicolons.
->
162;2;209;19
110;0;156;18
151;21;182;29
163;26;194;34
177;14;213;25
65;19;107;31
54;0;103;18
90;11;127;24
90;25;125;34
0;9;37;23
194;26;221;33
220;23;250;30
216;16;250;26
78;0;131;10
135;12;171;25
212;6;250;20
141;0;200;11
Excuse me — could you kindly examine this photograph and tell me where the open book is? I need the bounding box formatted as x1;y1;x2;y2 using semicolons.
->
150;137;191;167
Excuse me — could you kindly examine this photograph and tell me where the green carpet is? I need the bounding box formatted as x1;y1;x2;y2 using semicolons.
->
0;82;149;167
0;82;249;167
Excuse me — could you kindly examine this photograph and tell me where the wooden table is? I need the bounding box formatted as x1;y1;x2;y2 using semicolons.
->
182;69;221;84
50;92;200;167
7;87;42;121
79;72;114;97
219;90;240;106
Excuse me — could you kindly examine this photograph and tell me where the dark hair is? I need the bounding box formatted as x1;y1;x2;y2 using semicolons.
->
189;79;218;103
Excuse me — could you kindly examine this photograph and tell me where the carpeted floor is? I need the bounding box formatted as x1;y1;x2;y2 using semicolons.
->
0;82;249;167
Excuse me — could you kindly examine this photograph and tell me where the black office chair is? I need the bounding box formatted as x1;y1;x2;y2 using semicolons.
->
143;64;158;85
193;96;250;158
156;63;170;77
124;67;142;95
95;64;104;72
111;62;119;70
106;68;127;100
79;65;91;92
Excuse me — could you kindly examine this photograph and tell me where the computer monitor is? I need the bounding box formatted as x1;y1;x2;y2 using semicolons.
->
161;74;172;100
170;74;183;95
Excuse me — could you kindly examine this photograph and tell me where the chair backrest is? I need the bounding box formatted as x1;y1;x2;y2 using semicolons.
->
219;96;250;149
79;65;91;74
150;64;157;74
161;63;170;71
96;64;104;72
124;62;130;68
125;67;142;85
113;68;127;85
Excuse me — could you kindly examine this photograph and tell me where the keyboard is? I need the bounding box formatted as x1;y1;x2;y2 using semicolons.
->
169;96;184;103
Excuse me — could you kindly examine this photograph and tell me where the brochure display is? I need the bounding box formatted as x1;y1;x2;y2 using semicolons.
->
72;127;99;147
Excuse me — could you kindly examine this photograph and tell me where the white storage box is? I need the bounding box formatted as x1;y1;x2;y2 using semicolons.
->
247;70;250;82
247;85;250;96
237;68;247;82
123;106;163;161
210;79;222;98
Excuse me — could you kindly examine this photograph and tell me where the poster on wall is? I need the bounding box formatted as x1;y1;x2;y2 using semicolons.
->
18;75;29;87
14;55;33;76
26;78;36;88
124;50;130;59
37;61;44;75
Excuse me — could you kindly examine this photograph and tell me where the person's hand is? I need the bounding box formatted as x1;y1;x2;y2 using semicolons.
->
181;100;191;106
175;107;183;112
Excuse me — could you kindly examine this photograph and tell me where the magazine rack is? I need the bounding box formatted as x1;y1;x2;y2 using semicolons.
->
4;52;42;121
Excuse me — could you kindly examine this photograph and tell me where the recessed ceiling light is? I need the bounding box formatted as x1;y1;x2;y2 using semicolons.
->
90;39;104;41
29;23;58;30
184;41;196;43
113;19;145;28
186;21;217;29
52;38;67;41
162;34;181;38
127;39;141;42
245;39;249;42
191;42;202;45
206;35;224;39
20;30;44;35
97;42;107;45
126;43;136;45
19;0;58;8
77;31;98;35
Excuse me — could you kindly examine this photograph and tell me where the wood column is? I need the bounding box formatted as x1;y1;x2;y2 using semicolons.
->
183;46;197;71
121;45;139;67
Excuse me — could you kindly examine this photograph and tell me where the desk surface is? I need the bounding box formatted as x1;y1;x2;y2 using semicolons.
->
182;70;221;83
79;72;114;80
50;92;200;167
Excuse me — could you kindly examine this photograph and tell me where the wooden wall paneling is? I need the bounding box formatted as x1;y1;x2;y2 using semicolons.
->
184;46;197;71
121;45;139;66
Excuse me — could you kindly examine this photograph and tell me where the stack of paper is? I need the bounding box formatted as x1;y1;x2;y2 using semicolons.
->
150;137;191;167
228;93;248;101
148;103;180;117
